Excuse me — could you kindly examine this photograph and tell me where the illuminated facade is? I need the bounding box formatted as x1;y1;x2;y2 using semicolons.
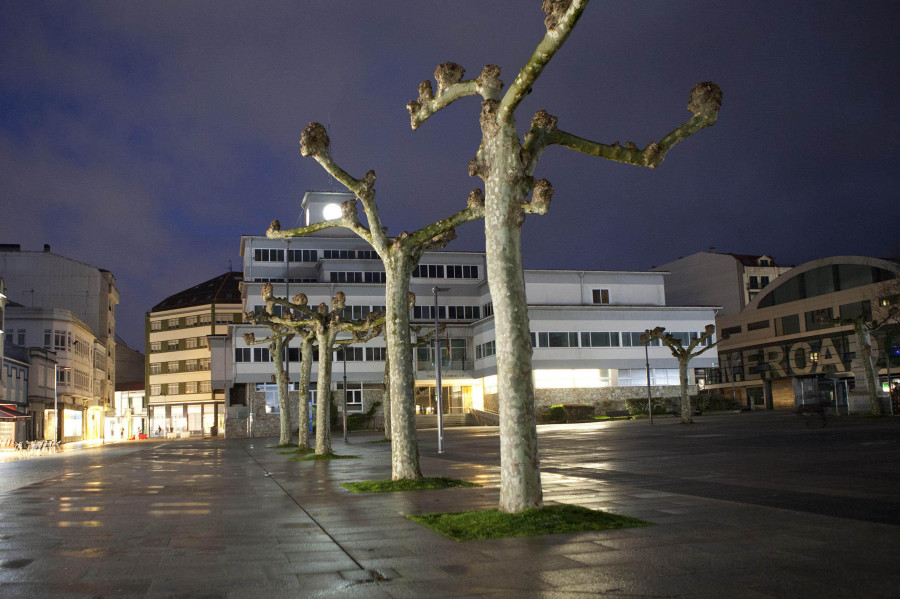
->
213;192;719;437
146;272;242;437
707;256;900;412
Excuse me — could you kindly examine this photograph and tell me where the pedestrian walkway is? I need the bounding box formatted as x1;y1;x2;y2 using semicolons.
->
1;413;898;597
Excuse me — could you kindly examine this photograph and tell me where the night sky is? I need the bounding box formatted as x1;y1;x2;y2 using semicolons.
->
2;1;898;349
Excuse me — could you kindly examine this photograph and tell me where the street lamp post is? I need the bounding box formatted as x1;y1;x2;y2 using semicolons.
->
432;286;449;454
342;346;348;442
644;340;653;424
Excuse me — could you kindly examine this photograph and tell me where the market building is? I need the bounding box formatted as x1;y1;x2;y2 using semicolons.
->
706;256;900;412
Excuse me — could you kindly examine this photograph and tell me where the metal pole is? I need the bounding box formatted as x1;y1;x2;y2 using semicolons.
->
54;363;59;442
433;286;444;453
342;347;348;442
645;341;653;424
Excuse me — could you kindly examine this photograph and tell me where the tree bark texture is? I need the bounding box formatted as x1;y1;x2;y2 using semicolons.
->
297;335;314;448
382;354;392;440
273;336;292;445
484;124;542;513
678;356;692;424
384;259;422;479
856;322;882;416
315;329;337;454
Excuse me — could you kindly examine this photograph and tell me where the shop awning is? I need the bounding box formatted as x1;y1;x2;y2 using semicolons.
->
0;405;30;421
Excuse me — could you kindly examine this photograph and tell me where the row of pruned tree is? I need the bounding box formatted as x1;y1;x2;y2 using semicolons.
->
257;1;721;513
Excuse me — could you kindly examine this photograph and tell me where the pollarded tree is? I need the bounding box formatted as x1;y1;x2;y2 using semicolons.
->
642;326;718;424
241;321;297;446
264;288;386;455
243;297;317;448
268;127;493;479
406;1;722;511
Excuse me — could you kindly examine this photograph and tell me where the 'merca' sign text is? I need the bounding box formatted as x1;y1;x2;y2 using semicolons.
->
723;334;862;382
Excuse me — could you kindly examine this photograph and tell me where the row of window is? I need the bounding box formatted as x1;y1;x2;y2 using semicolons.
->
150;313;236;331
148;336;210;353
412;305;482;321
329;271;387;284
150;381;213;396
149;358;211;374
412;264;480;279
724;300;875;338
254;248;381;263
254;381;379;414
234;346;388;363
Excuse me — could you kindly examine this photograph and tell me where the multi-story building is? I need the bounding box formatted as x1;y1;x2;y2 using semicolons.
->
3;304;104;441
706;256;900;412
652;250;792;314
146;272;242;437
0;244;119;415
212;191;720;437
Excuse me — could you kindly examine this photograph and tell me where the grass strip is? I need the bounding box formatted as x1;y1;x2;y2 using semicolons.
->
408;504;651;541
292;452;359;461
279;447;314;456
342;477;480;493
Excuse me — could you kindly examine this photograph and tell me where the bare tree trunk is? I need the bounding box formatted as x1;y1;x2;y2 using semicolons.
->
679;356;693;424
297;335;313;449
382;354;392;440
273;336;292;445
856;323;882;415
485;127;542;513
315;330;336;454
384;258;421;479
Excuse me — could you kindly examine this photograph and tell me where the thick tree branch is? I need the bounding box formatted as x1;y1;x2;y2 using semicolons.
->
530;82;722;169
407;64;504;130
498;0;588;124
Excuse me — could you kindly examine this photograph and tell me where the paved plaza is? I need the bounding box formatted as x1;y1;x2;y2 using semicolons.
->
1;411;899;598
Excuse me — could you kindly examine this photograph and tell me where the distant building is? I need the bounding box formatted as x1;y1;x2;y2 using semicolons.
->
211;191;720;438
112;381;146;440
0;244;119;415
146;272;243;437
652;250;792;315
706;256;900;412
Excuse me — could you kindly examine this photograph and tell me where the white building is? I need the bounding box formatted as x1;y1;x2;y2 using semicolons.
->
212;192;719;437
4;305;105;441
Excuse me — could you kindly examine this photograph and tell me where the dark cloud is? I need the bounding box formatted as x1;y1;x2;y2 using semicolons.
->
2;0;898;347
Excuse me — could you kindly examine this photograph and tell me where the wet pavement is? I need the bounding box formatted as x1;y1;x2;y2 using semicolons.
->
1;411;899;598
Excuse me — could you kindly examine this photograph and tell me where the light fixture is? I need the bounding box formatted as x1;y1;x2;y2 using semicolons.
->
322;203;342;220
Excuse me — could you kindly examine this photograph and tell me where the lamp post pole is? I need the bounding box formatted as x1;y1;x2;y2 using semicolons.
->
432;286;449;453
645;341;653;424
342;346;348;442
53;363;59;442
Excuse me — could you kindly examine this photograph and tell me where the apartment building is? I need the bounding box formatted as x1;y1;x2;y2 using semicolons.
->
146;272;242;436
652;250;792;314
212;191;719;437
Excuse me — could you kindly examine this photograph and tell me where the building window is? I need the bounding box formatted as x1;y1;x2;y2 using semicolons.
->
185;381;198;394
412;264;446;278
805;308;835;331
621;332;660;347
412;305;446;320
167;383;179;395
254;248;285;262
167;318;179;329
199;381;211;393
255;384;280;413
446;265;479;279
288;249;318;262
185;337;197;349
185;360;198;372
150;384;161;396
617;369;649;386
334;347;364;361
199;313;212;325
760;275;770;287
185;315;198;326
199;358;210;370
150;320;162;331
775;314;801;336
483;302;493;317
167;361;179;373
150;341;162;353
747;320;770;331
235;348;251;362
363;271;386;283
749;276;760;289
167;340;179;351
366;347;386;361
580;332;620;347
336;382;364;410
150;363;161;375
329;271;364;283
253;348;271;362
592;289;610;304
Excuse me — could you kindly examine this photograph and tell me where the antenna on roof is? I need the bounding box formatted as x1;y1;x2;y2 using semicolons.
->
228;260;232;273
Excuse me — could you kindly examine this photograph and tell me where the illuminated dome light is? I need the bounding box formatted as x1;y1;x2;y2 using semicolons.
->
322;203;342;220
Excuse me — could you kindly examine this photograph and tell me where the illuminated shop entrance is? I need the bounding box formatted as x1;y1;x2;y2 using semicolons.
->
414;385;470;414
